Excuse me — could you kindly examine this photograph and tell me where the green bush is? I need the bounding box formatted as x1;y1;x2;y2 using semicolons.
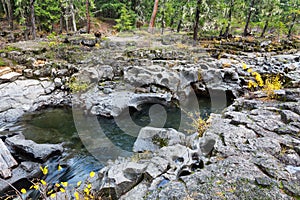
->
114;5;136;32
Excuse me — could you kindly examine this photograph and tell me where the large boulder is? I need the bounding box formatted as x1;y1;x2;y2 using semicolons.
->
133;127;186;152
5;133;63;162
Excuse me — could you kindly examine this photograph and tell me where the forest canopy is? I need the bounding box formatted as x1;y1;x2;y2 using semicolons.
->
0;0;299;40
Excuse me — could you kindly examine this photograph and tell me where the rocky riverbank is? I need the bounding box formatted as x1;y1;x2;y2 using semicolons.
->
0;33;299;199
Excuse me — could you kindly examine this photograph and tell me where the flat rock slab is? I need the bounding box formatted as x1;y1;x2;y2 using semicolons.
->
0;67;12;76
0;140;18;179
5;133;63;162
0;72;21;83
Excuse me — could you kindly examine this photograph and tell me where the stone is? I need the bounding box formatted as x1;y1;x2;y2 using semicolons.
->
0;67;12;76
133;127;186;152
54;77;62;88
0;140;18;179
198;137;216;156
145;157;169;179
0;72;21;83
119;181;149;200
280;110;300;124
5;133;63;162
98;162;147;199
0;161;40;192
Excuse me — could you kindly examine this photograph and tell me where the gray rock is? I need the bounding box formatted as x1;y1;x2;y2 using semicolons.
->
0;72;21;83
133;127;186;152
0;161;40;192
5;133;63;162
280;110;300;124
98;162;147;199
145;156;169;179
54;77;62;88
198;137;216;156
120;181;149;200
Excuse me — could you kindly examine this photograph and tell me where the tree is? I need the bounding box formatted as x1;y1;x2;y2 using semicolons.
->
193;0;201;40
243;0;256;36
258;0;281;37
86;0;90;33
4;0;13;30
224;0;234;37
148;0;159;33
114;4;136;31
30;0;36;39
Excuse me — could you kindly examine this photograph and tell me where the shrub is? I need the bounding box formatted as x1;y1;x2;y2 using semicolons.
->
114;5;136;32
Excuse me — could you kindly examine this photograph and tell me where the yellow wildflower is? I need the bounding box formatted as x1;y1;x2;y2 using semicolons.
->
21;188;27;194
84;187;90;195
61;182;68;187
247;68;253;73
40;180;47;185
50;193;56;198
47;190;54;195
248;80;258;89
89;171;95;178
58;165;63;171
87;184;92;189
55;183;60;187
60;188;66;193
40;166;48;175
74;191;80;200
242;63;247;70
33;185;39;190
77;181;82;187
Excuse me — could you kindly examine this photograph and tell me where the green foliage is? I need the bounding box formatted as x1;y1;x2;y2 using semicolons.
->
0;46;21;53
114;5;136;31
67;77;89;93
152;135;169;147
0;58;7;66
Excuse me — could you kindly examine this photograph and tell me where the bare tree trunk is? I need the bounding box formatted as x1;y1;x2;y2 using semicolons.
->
260;20;269;38
161;0;165;35
243;0;255;36
30;0;36;40
261;12;272;38
148;0;159;33
70;1;77;32
5;0;13;30
86;0;90;33
177;19;182;33
224;0;234;37
193;0;201;41
65;17;69;33
1;0;7;20
287;13;297;38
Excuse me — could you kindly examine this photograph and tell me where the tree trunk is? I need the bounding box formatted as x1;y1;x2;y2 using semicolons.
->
161;2;165;34
260;19;269;38
261;11;271;38
243;0;255;36
1;0;7;20
5;0;13;30
193;0;201;41
177;19;182;33
224;0;234;37
70;1;77;32
287;13;297;38
148;0;159;33
86;0;90;33
30;0;36;40
65;17;69;33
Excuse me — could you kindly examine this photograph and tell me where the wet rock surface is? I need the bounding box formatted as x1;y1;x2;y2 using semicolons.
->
0;133;63;194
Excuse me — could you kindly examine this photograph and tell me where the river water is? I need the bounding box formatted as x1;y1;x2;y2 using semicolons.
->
1;97;212;186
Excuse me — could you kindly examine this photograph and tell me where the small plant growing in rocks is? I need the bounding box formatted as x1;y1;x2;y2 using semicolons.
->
244;63;282;99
